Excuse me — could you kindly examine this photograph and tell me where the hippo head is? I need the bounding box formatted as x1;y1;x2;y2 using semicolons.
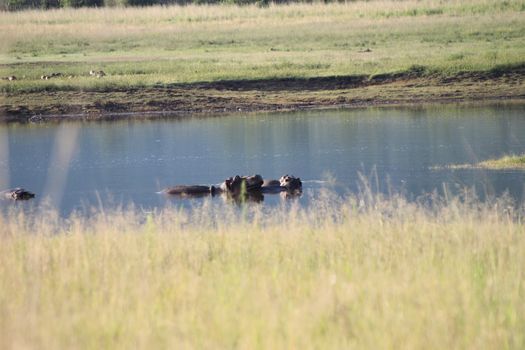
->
243;174;263;191
223;175;243;194
11;188;35;200
223;174;263;194
279;175;302;194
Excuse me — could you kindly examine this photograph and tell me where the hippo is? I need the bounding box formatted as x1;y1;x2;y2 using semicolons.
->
220;174;263;195
163;175;263;197
162;174;301;201
1;188;35;200
261;179;283;194
280;175;302;194
261;175;302;195
162;185;214;197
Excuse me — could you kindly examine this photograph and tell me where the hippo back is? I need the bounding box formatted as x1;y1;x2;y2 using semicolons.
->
279;175;302;193
164;185;211;196
262;179;281;187
223;174;263;194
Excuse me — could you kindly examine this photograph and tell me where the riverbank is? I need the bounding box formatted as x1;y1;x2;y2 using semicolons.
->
2;66;524;122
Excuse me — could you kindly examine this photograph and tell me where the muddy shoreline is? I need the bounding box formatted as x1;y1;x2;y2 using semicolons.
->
1;70;524;123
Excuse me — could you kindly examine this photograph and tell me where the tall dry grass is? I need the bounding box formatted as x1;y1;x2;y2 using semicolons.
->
0;190;524;349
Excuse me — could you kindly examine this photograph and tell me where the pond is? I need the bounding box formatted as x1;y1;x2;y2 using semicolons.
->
1;103;524;215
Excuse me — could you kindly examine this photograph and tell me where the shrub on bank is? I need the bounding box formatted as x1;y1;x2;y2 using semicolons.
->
1;0;100;9
1;0;295;11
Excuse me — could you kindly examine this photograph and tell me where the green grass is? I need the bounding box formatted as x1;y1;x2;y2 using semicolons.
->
1;0;524;93
0;191;524;349
478;154;525;169
441;153;525;170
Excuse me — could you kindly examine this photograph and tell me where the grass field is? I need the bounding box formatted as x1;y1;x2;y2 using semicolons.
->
1;0;524;94
0;191;524;349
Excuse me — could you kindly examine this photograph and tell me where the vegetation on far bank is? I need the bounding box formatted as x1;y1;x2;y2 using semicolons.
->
3;0;524;11
1;191;524;349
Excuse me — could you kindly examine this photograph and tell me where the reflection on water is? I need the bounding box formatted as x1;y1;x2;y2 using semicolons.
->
0;127;8;190
42;123;80;209
1;104;524;215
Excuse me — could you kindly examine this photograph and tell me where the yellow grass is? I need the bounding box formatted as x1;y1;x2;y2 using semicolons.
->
1;191;524;349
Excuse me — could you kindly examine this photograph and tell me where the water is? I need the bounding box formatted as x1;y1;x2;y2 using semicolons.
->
1;104;524;215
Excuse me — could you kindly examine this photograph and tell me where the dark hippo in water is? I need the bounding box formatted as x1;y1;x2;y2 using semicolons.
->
221;174;263;195
261;175;302;195
280;175;302;194
1;188;35;200
162;185;215;197
162;174;300;201
162;175;263;197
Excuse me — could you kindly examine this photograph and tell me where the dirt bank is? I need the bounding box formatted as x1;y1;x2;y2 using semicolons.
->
1;69;524;123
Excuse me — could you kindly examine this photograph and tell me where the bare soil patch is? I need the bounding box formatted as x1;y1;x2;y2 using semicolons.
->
1;69;524;123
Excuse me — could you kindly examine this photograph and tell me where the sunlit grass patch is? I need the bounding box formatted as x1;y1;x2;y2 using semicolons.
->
437;153;525;170
478;154;525;169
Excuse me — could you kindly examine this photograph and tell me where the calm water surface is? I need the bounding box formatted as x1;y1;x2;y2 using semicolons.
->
1;104;524;215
